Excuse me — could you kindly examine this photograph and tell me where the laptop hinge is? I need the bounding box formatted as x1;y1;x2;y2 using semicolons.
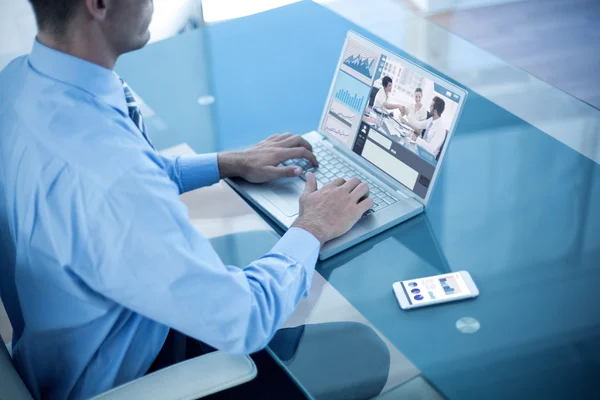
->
396;186;425;206
395;189;409;199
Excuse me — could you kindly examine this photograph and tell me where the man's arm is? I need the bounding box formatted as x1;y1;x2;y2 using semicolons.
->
159;133;319;194
374;91;398;111
381;96;402;111
74;156;320;354
405;115;430;135
383;101;400;110
159;154;220;194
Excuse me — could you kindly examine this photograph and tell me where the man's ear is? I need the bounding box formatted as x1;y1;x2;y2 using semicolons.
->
84;0;109;21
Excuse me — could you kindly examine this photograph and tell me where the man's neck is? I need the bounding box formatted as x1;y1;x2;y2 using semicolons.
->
37;30;117;70
431;114;440;121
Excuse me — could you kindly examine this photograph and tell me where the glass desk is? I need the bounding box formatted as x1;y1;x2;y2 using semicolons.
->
116;1;600;398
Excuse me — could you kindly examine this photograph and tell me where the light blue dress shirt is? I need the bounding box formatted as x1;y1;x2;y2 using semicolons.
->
0;40;320;400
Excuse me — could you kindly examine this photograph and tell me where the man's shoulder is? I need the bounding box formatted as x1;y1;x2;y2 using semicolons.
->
0;54;168;194
0;55;31;109
1;54;113;138
1;92;157;194
0;54;28;78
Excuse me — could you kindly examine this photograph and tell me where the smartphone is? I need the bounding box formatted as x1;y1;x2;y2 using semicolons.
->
393;271;479;310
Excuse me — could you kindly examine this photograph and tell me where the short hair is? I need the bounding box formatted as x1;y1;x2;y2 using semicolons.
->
415;88;423;94
382;76;392;88
29;0;81;34
432;96;446;117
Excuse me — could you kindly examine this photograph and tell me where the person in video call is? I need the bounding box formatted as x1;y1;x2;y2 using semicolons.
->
403;96;447;158
0;0;374;399
373;76;403;113
399;87;427;122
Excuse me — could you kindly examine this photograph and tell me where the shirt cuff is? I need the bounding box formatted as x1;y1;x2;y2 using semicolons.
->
270;227;320;282
178;153;220;192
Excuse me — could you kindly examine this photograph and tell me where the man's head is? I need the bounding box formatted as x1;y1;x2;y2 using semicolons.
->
382;76;393;93
429;96;445;118
414;88;423;105
30;0;154;59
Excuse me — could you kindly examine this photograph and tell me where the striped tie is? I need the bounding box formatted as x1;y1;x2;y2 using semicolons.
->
121;79;155;150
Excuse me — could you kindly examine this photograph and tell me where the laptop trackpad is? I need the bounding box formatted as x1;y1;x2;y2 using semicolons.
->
261;180;303;217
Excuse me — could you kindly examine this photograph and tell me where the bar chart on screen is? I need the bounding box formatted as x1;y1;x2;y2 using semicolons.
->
322;68;370;147
330;71;370;117
440;277;461;295
335;89;365;112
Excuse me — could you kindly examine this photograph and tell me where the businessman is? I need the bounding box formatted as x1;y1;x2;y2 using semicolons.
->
0;1;373;399
403;96;447;158
373;76;403;112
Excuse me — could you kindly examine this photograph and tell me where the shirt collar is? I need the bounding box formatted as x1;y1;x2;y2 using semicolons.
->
428;117;440;126
28;39;128;116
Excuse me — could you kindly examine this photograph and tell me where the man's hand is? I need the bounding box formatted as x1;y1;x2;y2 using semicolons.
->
218;133;318;183
291;173;374;246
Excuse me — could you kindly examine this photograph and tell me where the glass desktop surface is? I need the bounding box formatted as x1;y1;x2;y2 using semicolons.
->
116;2;600;398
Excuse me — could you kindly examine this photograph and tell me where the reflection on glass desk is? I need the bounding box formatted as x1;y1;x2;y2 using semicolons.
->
116;1;600;399
268;214;449;400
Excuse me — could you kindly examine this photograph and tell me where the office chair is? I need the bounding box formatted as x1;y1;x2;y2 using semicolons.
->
436;130;448;161
368;87;379;108
0;334;256;400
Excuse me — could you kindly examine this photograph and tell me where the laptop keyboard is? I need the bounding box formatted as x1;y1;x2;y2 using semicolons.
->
282;141;398;214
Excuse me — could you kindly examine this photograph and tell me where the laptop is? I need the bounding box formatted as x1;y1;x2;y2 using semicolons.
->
228;31;468;259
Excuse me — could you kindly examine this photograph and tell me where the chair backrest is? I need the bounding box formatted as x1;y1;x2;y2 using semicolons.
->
368;87;379;107
0;338;33;400
436;130;449;161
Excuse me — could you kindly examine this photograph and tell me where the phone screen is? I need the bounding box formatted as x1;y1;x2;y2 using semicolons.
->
400;272;473;306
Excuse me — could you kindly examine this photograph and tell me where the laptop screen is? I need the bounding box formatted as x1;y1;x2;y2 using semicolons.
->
319;32;467;201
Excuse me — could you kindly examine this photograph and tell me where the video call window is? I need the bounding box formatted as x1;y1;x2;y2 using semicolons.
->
320;35;462;199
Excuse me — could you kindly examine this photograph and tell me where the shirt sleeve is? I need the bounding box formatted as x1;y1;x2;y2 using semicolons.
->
73;155;320;354
416;124;446;157
408;115;430;130
158;153;220;194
